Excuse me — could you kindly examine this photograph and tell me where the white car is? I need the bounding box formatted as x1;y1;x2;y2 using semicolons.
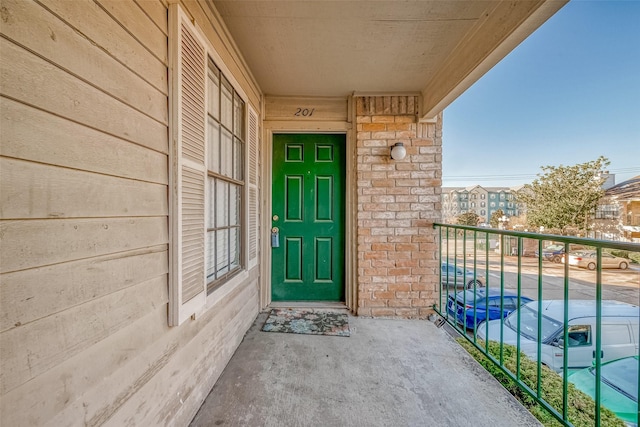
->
477;300;639;372
564;251;630;270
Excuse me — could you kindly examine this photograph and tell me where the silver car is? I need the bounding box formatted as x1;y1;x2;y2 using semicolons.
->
440;262;485;289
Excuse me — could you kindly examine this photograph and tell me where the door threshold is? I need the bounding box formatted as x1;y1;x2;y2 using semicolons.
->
268;301;348;311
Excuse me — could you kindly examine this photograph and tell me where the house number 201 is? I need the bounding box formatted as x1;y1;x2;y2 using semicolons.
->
294;108;315;117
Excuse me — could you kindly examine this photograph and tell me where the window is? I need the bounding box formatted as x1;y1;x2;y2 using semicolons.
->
481;202;485;207
567;325;591;347
490;194;495;199
595;204;619;219
206;60;245;291
481;194;485;199
488;298;515;310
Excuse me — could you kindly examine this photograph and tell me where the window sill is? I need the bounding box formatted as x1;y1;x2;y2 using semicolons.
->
204;270;249;312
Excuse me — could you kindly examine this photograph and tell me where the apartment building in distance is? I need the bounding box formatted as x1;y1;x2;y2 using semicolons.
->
442;185;523;224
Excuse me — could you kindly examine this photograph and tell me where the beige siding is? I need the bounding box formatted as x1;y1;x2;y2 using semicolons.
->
0;0;261;425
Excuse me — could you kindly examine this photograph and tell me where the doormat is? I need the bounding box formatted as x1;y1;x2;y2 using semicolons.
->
261;308;350;337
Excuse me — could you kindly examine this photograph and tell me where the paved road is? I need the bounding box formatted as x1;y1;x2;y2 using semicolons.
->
442;255;639;306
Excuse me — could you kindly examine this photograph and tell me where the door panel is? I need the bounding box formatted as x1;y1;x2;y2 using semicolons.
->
271;134;345;301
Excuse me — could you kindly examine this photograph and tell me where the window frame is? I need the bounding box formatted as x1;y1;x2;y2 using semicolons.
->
205;58;246;293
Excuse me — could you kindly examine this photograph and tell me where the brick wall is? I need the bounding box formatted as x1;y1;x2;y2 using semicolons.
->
355;96;442;318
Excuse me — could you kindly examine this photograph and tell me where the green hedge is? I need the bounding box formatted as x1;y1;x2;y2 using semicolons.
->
457;338;625;426
608;249;640;264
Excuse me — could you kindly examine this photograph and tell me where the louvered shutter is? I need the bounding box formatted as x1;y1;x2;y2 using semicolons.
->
168;4;207;326
247;107;260;268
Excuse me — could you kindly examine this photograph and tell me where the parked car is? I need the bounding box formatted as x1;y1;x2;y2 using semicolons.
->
440;262;484;289
569;356;638;427
477;300;639;372
564;251;630;270
534;244;565;263
447;288;533;329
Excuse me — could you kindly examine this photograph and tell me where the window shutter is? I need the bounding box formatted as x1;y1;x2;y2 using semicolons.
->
247;107;260;268
168;4;207;326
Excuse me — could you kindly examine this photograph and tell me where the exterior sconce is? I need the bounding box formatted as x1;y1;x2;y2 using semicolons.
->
390;142;406;160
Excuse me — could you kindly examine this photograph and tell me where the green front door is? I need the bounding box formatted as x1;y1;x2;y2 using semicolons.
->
271;134;345;301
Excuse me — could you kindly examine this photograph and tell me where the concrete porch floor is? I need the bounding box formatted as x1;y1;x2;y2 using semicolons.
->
190;311;541;427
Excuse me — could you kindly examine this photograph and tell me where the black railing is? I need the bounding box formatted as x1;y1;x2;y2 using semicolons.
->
433;223;640;427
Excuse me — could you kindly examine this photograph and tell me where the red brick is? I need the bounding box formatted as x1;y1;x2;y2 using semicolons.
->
388;283;411;292
371;164;396;171
388;267;411;275
373;291;395;299
387;219;411;228
387;187;411;195
371;275;395;283
371;179;395;187
388;299;413;307
395;259;419;268
370;228;394;236
411;283;434;291
365;299;388;307
394;116;415;123
386;123;412;131
363;268;388;276
370;308;397;317
396;211;420;219
396;243;419;251
371;195;396;203
364;251;388;260
362;235;389;243
371;115;395;123
395;163;420;171
363;139;389;147
371;243;395;251
395;179;420;187
388;235;411;243
361;187;388;195
372;211;396;220
388;251;412;260
395;131;414;139
361;123;387;131
395;195;419;203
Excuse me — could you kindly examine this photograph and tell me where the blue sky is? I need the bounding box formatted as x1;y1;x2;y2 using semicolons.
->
443;0;640;188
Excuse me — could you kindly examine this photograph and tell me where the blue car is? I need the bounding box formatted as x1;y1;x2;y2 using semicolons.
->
447;288;533;329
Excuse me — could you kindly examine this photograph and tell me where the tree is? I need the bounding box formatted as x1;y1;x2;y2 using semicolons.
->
516;156;610;234
489;209;505;229
457;212;480;226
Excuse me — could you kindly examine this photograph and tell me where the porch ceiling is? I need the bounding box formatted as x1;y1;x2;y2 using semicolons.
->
211;0;567;119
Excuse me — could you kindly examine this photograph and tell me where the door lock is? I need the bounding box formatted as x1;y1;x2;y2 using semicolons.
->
271;227;280;248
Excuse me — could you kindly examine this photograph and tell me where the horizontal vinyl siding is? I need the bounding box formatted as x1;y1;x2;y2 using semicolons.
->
0;0;260;426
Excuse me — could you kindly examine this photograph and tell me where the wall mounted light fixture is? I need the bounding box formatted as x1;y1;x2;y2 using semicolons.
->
390;142;406;160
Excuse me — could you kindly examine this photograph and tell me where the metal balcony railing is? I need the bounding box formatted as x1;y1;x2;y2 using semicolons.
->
433;223;640;427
